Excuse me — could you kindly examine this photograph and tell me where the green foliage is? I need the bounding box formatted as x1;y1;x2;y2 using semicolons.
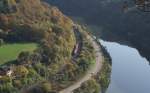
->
0;83;18;93
73;41;112;93
34;62;47;77
39;81;52;93
0;76;11;84
12;80;22;89
98;58;111;89
0;0;98;92
93;56;111;93
74;79;100;93
77;58;90;72
17;51;30;64
14;66;29;78
75;30;95;73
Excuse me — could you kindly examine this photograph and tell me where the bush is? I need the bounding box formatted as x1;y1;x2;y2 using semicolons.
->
74;79;100;93
0;76;11;84
14;66;29;78
39;81;52;93
13;80;22;88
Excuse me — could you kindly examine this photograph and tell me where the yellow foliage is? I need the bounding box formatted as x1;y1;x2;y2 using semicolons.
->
14;66;29;78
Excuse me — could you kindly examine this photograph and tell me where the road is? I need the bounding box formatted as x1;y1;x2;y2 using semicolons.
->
59;32;103;93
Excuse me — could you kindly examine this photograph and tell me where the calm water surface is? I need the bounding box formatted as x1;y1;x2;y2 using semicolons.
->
100;40;150;93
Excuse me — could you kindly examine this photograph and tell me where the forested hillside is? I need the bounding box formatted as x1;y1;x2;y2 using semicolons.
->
0;0;92;93
46;0;150;61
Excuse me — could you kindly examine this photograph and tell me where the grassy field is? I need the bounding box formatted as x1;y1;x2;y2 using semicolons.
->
0;43;38;65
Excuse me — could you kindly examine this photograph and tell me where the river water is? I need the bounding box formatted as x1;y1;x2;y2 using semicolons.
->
100;40;150;93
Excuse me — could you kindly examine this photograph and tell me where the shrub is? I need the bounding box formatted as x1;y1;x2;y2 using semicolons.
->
14;66;29;78
39;81;52;93
74;79;100;93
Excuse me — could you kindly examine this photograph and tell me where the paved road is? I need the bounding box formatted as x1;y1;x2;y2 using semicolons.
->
59;33;103;93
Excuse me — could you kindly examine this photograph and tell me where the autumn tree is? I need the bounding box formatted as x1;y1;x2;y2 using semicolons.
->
14;66;29;78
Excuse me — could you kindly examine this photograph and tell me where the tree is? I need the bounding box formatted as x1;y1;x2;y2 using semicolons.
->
30;53;42;64
74;79;100;93
78;58;90;71
0;76;11;84
13;80;22;88
61;63;76;80
14;66;29;78
39;81;52;93
17;51;30;65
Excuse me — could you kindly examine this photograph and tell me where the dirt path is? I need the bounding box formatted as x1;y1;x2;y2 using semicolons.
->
59;33;103;93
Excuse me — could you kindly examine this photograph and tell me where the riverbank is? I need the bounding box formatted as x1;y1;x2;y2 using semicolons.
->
59;25;104;93
73;38;112;93
100;40;150;93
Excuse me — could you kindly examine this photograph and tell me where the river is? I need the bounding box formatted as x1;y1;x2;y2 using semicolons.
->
100;40;150;93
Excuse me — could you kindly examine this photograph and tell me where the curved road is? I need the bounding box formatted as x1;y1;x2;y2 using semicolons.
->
59;33;103;93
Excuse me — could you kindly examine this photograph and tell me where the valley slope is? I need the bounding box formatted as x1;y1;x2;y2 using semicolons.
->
46;0;150;61
0;0;109;93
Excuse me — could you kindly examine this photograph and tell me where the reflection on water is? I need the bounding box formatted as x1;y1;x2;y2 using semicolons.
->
100;40;150;93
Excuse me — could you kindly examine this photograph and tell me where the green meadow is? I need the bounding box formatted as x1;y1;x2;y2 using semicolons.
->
0;43;37;65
